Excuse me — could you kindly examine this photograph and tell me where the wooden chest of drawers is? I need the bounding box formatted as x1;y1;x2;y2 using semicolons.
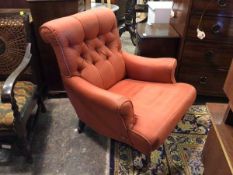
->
172;0;233;96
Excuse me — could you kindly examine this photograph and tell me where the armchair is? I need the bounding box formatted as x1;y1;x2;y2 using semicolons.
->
0;12;45;162
40;8;196;155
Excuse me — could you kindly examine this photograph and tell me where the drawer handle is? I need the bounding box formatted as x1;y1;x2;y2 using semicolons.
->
211;23;222;34
199;76;207;85
217;0;227;7
204;50;214;59
217;68;228;72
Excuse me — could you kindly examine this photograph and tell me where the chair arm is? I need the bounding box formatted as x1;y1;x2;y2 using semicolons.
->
1;43;32;103
122;51;177;83
63;76;136;129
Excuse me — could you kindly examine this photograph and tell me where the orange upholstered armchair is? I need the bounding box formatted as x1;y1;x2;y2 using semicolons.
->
40;8;196;155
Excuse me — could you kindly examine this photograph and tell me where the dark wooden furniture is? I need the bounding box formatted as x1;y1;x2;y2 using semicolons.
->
119;0;148;45
223;59;233;125
136;23;180;58
203;59;233;174
171;0;233;97
27;0;85;92
0;0;28;8
203;103;233;175
0;11;45;162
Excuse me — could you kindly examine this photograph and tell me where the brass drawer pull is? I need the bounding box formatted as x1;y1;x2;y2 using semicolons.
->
217;0;227;7
211;23;222;34
199;76;208;85
204;50;214;59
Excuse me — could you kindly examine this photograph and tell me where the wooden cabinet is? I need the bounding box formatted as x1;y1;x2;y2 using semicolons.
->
191;0;233;16
0;0;28;8
187;16;233;43
135;23;180;58
203;103;233;175
171;0;233;96
203;61;233;174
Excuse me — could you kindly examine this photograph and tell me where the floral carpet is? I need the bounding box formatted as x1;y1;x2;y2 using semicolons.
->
110;105;211;175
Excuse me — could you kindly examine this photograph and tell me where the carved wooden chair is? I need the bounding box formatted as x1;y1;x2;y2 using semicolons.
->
0;11;45;162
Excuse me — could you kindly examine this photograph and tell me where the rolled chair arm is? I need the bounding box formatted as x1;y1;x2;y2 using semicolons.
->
1;43;32;103
63;76;136;129
122;51;177;83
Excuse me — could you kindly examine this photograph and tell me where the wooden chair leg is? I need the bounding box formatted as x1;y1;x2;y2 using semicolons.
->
78;120;86;133
18;137;33;163
38;97;46;113
119;26;126;36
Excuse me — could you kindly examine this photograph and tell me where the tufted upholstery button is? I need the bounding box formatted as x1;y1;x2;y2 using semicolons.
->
85;59;93;65
95;47;99;52
105;42;109;47
80;53;85;58
93;61;97;65
77;67;82;72
77;63;85;72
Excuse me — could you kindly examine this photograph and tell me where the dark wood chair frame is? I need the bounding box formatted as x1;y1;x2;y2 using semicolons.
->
0;12;46;163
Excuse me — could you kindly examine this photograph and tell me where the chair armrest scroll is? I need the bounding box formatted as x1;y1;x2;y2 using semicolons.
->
63;76;136;129
122;51;177;83
1;43;32;103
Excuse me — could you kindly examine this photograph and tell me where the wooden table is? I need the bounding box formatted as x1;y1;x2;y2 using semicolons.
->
135;23;180;58
91;3;119;12
203;103;233;175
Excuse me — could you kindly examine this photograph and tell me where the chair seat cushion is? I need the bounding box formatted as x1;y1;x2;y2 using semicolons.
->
0;81;36;130
109;79;196;153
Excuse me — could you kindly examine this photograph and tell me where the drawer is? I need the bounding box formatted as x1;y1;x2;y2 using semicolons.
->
178;66;228;96
182;41;233;70
187;15;233;44
136;36;179;58
192;0;233;17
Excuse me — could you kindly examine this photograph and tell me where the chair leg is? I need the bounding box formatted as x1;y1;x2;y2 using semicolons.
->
27;98;45;137
78;120;86;133
128;27;137;46
18;137;33;163
119;25;126;36
38;97;46;113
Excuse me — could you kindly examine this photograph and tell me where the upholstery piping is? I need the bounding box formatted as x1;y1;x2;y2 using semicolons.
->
119;100;137;147
117;98;135;144
170;59;177;83
40;26;72;77
130;128;153;153
55;36;72;76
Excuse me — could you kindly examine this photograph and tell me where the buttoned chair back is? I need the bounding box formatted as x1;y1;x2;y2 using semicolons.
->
41;8;125;89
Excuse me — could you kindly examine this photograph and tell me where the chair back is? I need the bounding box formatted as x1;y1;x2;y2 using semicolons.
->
0;11;32;81
40;8;126;89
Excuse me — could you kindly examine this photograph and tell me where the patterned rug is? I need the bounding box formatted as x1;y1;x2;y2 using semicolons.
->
110;105;211;175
